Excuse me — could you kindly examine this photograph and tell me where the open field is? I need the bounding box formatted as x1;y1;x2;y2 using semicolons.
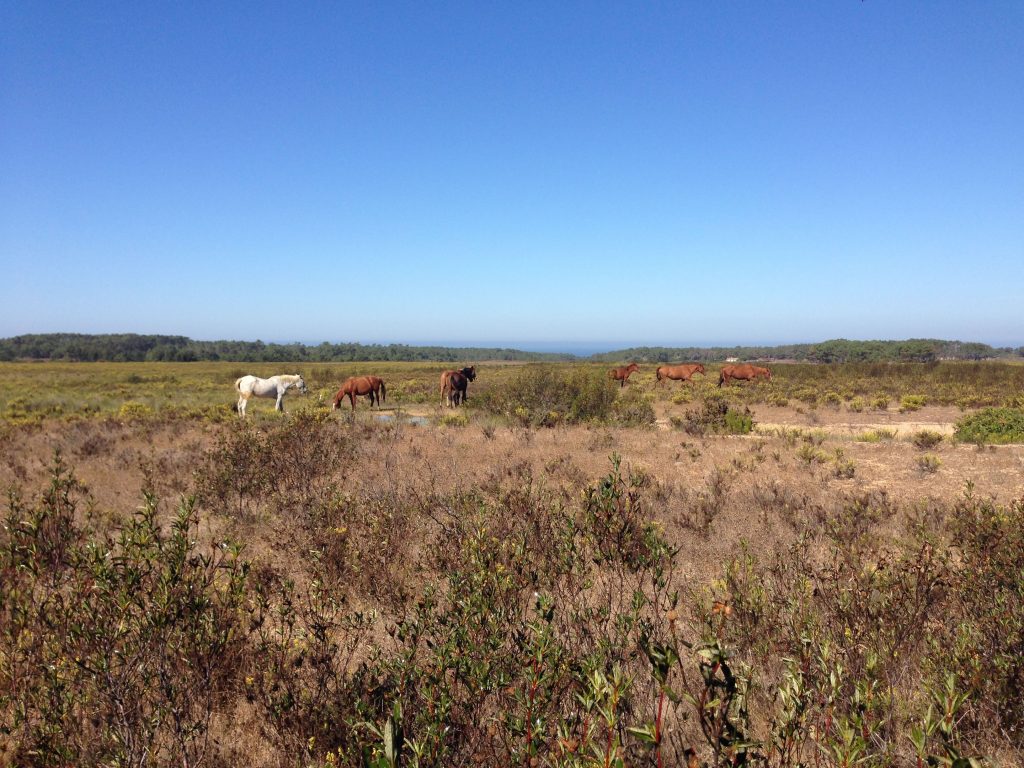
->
2;359;1023;422
2;361;1023;767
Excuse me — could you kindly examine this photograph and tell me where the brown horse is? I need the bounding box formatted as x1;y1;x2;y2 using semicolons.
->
656;363;706;385
718;364;772;387
440;366;476;407
332;375;386;411
608;362;639;387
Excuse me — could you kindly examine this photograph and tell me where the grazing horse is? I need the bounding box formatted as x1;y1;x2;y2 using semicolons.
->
608;362;639;387
440;366;476;407
332;376;387;412
718;364;772;387
235;374;307;418
656;363;706;385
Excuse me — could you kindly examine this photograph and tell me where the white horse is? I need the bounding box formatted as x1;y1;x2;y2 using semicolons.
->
234;374;308;418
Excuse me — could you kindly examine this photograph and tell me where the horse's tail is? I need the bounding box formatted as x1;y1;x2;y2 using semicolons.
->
718;372;726;388
656;367;663;382
234;376;245;393
379;380;386;404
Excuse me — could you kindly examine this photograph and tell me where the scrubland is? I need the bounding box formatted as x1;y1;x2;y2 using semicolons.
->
2;361;1023;767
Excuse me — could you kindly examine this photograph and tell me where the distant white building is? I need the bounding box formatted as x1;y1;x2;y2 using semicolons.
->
725;357;740;362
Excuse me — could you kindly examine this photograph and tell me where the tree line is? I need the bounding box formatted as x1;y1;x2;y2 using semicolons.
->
0;334;573;363
0;333;1019;364
591;338;1020;364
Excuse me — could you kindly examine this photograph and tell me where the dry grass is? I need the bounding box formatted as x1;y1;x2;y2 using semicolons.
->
3;362;1024;767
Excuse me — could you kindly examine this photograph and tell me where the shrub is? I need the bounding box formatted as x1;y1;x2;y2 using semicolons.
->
612;389;656;427
944;490;1024;737
3;396;62;424
918;454;941;473
857;428;897;442
848;396;866;413
670;389;693;405
912;430;944;450
680;396;753;436
797;444;828;465
0;457;249;767
482;365;617;427
195;412;354;518
872;395;890;411
822;391;843;409
900;394;928;412
793;386;818;405
117;401;154;421
438;411;469;427
954;407;1024;445
724;407;754;434
832;448;856;478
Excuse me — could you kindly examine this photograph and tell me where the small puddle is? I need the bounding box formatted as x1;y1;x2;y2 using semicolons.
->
372;413;430;427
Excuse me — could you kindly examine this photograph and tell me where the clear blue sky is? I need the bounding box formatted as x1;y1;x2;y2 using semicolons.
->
2;2;1022;350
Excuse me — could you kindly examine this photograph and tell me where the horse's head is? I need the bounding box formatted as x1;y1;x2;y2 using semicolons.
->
628;362;639;373
696;364;706;375
463;366;477;381
295;375;308;394
760;367;772;381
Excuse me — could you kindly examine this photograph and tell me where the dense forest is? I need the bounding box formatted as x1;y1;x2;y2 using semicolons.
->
0;333;1019;363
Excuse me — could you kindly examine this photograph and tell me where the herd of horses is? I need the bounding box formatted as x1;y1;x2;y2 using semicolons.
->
233;365;480;417
234;362;771;417
611;361;772;387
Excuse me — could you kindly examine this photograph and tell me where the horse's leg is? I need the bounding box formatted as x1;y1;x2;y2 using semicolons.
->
238;394;247;418
276;392;284;412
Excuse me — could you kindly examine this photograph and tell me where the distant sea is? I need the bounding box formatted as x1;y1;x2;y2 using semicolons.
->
291;341;734;357
292;340;629;356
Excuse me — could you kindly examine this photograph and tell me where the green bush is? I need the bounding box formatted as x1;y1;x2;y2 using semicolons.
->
438;411;469;428
793;386;818;405
482;365;617;427
954;407;1024;444
822;391;842;409
117;401;154;421
680;396;753;435
612;389;656;427
857;428;896;442
1;457;249;767
900;394;928;412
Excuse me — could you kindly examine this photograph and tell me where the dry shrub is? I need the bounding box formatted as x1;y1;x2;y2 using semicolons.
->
3;442;1019;768
194;411;355;518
